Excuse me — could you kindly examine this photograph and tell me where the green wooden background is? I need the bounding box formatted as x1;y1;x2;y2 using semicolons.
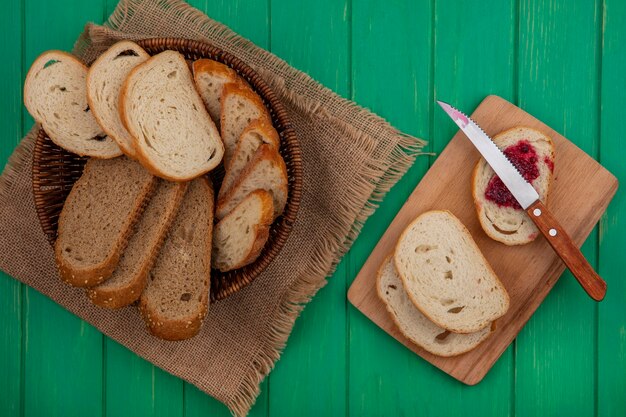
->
1;0;625;416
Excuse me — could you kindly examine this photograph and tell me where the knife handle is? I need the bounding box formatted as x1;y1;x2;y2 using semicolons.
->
526;200;607;301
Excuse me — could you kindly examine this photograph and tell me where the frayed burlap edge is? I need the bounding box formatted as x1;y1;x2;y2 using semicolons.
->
31;1;428;415
0;129;37;201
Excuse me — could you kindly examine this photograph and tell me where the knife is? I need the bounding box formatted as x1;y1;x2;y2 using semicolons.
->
437;100;607;301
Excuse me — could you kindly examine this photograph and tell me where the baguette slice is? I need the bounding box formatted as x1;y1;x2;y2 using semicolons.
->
394;210;510;334
377;256;493;357
140;177;214;341
220;82;272;164
221;119;280;194
192;59;246;128
212;190;274;272
55;157;157;287
24;51;122;158
473;127;555;245
216;144;288;220
87;41;150;158
87;180;188;308
120;50;224;181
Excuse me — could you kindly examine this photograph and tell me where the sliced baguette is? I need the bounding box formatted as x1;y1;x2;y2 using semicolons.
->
139;177;214;341
377;256;493;357
55;157;157;287
220;82;272;164
221;119;280;195
86;41;150;158
473;127;555;245
192;59;246;128
394;210;510;334
216;144;288;220
24;50;122;158
87;180;187;308
212;190;273;272
120;50;224;181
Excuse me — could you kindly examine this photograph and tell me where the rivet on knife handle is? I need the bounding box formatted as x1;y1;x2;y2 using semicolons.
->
527;200;607;301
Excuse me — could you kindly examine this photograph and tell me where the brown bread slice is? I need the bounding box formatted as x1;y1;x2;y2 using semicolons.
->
55;157;157;287
139;177;214;341
87;180;188;308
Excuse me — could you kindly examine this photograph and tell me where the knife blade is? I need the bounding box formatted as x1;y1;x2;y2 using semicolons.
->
437;100;607;301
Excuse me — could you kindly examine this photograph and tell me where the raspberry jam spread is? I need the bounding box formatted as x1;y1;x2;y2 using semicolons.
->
485;140;542;209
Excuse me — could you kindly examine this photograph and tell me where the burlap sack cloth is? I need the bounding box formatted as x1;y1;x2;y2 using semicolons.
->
0;0;425;415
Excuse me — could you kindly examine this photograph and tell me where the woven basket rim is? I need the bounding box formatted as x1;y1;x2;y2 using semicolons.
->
31;37;302;302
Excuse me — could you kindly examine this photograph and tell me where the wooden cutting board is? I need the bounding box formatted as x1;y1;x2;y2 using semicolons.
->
347;95;618;385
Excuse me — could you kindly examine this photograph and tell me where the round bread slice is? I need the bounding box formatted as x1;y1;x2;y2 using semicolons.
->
139;177;214;341
24;50;122;158
212;189;274;272
472;127;555;245
377;256;493;357
220;82;272;164
394;210;510;334
221;119;280;195
87;180;188;308
87;41;150;158
120;50;224;181
192;58;247;128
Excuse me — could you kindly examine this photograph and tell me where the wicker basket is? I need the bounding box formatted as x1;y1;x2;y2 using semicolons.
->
32;38;302;302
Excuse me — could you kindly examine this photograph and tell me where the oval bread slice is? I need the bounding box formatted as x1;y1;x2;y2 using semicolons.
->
221;119;280;195
216;144;288;220
87;41;150;158
120;50;224;181
212;189;274;272
55;156;157;287
220;82;272;164
87;180;188;308
192;58;246;128
139;177;214;341
394;210;510;334
24;50;122;158
377;256;493;357
473;127;555;245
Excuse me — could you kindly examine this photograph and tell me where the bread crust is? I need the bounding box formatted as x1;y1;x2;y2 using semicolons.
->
219;82;272;135
192;58;242;83
24;50;122;159
393;210;510;334
376;255;494;357
87;182;188;308
119;51;224;182
139;177;214;341
55;160;158;288
214;190;274;272
216;144;288;219
471;127;555;245
86;41;150;159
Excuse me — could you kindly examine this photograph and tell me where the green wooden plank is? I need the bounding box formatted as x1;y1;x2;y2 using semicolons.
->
267;0;349;415
23;1;106;416
182;1;270;416
350;1;516;416
515;1;600;416
598;1;626;416
0;0;23;415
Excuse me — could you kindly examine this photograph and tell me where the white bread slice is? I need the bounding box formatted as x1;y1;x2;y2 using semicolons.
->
55;157;157;287
377;256;493;357
212;190;274;272
24;50;122;158
221;119;280;194
192;59;246;128
87;180;187;308
220;82;272;164
216;144;288;220
473;127;555;245
139;177;214;341
394;210;510;334
86;41;150;158
120;50;224;181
